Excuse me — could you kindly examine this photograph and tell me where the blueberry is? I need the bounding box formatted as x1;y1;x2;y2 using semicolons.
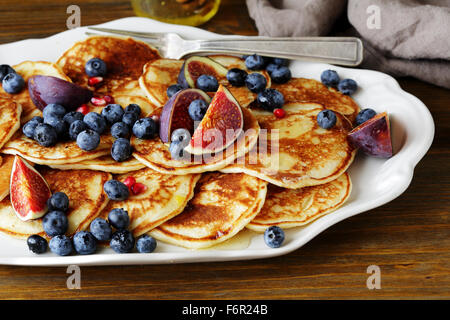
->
90;218;112;241
196;75;219;92
266;63;278;75
264;226;285;248
245;54;266;70
169;140;187;160
2;72;24;94
132;118;157;139
104;180;129;201
355;108;377;126
47;192;70;212
73;231;97;255
188;99;209;121
22;119;42;139
43;104;66;119
272;58;289;66
63;111;84;125
124;104;141;118
110;122;130;139
42;211;68;237
257;89;285;111
85;57;107;77
101;104;124;125
111;138;132;162
49;235;73;256
0;64;15;82
320;70;340;87
44;115;68;136
270;66;291;84
30;116;44;124
245;73;267;93
136;235;157;253
167;84;183;98
69;120;88;141
226;68;248;87
33;123;57;147
27;235;47;254
317;109;337;129
76;129;100;151
122;112;139;128
171;128;191;144
110;230;135;253
83;112;106;134
338;78;358;95
108;208;130;230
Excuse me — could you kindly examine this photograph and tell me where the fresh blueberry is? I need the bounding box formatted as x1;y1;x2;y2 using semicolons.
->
226;68;248;87
33;123;58;147
90;218;112;241
188;99;209;121
196;75;219;92
257;89;285;111
245;73;267;93
167;84;183;98
2;72;24;94
270;66;291;84
27;235;48;254
355;108;377;126
111;138;132;162
73;231;97;255
110;230;135;253
132;118;157;139
272;58;289;66
338;78;358;95
0;64;15;82
136;235;157;253
122;112;139;128
317;109;337;129
85;57;107;77
101;104;124;125
266;63;278;75
320;70;340;87
47;192;69;212
42;211;68;237
108;208;130;230
49;235;73;256
43;104;66;119
245;54;266;70
63;111;84;126
103;180;129;201
30;116;44;124
22;119;42;139
76;129;100;151
169;140;187;160
83;112;107;134
44;115;68;136
264;226;285;248
171;128;190;144
69;120;88;141
110;122;130;139
124;104;141;118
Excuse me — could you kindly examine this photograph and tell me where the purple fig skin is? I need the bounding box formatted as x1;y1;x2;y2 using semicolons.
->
348;112;393;158
28;75;93;111
177;62;189;89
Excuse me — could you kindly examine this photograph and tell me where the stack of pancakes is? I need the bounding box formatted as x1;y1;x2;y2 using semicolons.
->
0;36;357;250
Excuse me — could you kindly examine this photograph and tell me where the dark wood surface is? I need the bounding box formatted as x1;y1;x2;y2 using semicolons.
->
0;0;448;299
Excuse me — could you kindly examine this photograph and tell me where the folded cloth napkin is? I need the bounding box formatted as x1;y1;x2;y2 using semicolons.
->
246;0;450;89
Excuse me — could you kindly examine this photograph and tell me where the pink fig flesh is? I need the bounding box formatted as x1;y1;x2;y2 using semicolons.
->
177;56;228;89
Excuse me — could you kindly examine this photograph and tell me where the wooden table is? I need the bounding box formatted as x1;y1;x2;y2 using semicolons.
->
0;0;448;300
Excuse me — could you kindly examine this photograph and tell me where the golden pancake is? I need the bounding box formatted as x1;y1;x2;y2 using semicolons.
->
132;107;260;175
0;169;111;239
272;78;360;122
98;167;200;237
0;155;14;201
49;155;146;174
0;96;21;150
149;172;268;249
0;61;71;123
247;172;352;232
220;103;356;189
57;36;161;97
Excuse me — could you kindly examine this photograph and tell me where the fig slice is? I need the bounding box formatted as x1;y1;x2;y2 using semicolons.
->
177;56;228;89
348;112;393;158
28;75;93;111
185;85;244;155
159;88;212;143
10;156;51;221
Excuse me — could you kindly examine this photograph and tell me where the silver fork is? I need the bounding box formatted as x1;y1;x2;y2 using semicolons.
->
87;27;363;66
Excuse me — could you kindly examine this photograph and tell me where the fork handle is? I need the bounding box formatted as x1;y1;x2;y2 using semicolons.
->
185;37;363;66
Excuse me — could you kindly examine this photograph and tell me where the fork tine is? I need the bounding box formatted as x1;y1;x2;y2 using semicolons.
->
87;27;163;40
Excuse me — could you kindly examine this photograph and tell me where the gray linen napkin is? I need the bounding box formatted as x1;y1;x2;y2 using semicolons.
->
246;0;450;89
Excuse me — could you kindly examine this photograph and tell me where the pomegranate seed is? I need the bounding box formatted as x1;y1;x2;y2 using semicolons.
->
131;183;147;195
88;76;103;86
103;95;114;104
273;108;286;119
123;176;136;190
76;104;89;115
91;97;106;106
